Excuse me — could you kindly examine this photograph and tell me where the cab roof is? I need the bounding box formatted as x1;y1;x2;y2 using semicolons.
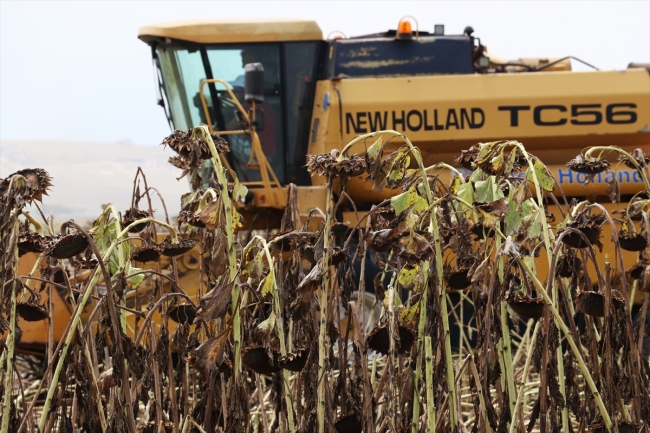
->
138;18;323;44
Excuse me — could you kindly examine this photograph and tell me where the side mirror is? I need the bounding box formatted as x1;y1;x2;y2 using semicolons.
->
244;63;264;103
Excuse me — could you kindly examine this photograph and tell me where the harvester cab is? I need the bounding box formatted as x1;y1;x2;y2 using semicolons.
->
139;19;327;213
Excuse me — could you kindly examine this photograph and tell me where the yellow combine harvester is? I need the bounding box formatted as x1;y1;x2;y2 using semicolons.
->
16;17;649;352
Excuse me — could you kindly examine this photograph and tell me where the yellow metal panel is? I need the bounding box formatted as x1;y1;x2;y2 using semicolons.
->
138;19;322;44
321;69;649;164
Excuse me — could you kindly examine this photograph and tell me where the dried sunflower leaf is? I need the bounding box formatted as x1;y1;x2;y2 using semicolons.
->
189;328;230;378
195;280;234;322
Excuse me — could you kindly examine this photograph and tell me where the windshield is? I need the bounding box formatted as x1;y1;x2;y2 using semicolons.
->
156;41;320;185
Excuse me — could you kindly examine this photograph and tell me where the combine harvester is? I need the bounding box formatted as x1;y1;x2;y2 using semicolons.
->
16;17;649;350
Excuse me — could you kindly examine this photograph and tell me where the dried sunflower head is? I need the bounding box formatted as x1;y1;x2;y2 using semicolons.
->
159;237;196;257
507;294;544;319
162;129;229;159
566;154;610;174
44;232;89;259
306;149;366;178
122;208;151;233
18;232;49;257
619;149;650;169
130;245;161;263
559;214;605;250
366;324;415;355
242;346;281;375
453;145;480;170
16;302;49;322
0;168;53;203
617;231;647;252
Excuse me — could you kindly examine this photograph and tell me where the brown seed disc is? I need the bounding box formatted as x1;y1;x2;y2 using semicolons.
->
626;262;646;280
130;246;161;263
334;414;362;433
160;238;195;257
242;347;280;376
168;304;197;324
576;291;624;317
618;233;647;252
447;269;471;291
46;233;89;259
556;254;583;278
16;303;48;322
566;156;610;174
577;291;606;317
122;208;150;233
366;325;416;355
560;226;600;249
507;295;545;319
279;349;309;372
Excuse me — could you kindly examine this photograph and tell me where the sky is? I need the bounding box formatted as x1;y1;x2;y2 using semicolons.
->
1;0;649;147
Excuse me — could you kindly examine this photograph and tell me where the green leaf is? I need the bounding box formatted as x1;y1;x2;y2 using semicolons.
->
474;176;503;204
126;269;145;289
505;197;522;236
366;137;383;161
390;186;427;216
526;159;554;192
455;182;474;210
399;300;420;323
232;178;248;202
398;265;420;289
259;272;276;296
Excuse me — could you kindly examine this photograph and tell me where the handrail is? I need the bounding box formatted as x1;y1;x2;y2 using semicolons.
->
198;78;284;205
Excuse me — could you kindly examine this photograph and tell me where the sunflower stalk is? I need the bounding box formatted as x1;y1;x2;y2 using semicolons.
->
37;216;177;432
193;125;244;387
0;220;20;433
250;236;295;432
516;257;612;430
317;176;333;433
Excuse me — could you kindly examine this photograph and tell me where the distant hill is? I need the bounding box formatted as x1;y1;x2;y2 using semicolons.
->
0;140;189;222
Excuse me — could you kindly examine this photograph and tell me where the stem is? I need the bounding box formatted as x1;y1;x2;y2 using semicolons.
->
584;146;650;192
516;257;612;431
195;126;242;389
250;236;295;432
424;336;436;432
343;129;458;429
1;221;19;433
20;210;43;235
37;217;172;431
317;177;333;433
508;321;541;433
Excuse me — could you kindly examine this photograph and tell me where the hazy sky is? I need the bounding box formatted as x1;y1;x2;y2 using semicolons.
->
1;1;649;146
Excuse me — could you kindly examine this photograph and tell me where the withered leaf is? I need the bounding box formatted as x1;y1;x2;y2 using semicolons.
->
296;261;323;293
189;328;231;378
198;200;222;231
195;280;234;323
